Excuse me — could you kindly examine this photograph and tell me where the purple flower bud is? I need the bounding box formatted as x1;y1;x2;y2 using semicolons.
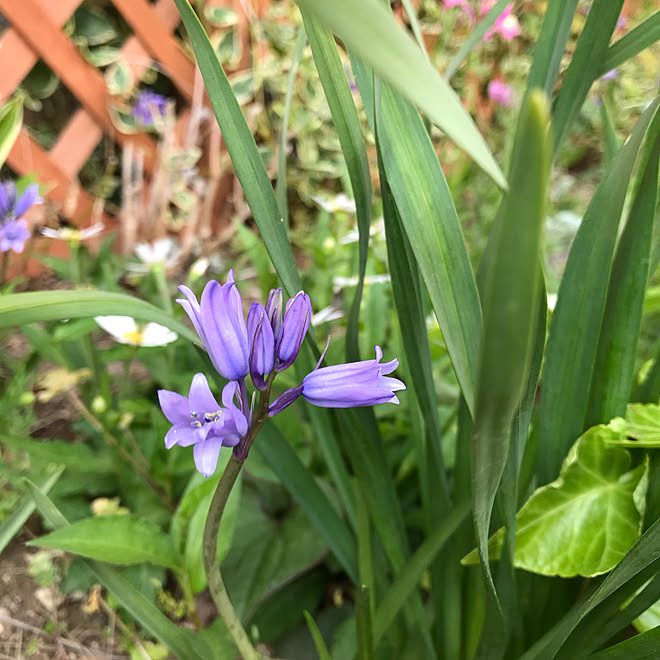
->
302;345;405;408
275;291;312;372
265;287;283;339
247;302;275;390
176;270;249;381
269;385;303;416
0;181;16;218
158;375;248;477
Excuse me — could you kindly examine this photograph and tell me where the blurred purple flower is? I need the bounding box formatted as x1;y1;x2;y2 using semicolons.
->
177;270;250;381
158;375;247;477
132;89;168;126
488;79;513;107
0;181;41;254
601;69;618;81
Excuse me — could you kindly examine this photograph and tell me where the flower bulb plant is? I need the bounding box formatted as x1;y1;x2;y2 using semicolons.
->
157;269;404;659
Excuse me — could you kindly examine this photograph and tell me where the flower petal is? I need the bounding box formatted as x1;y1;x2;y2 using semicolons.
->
165;424;197;449
194;437;223;477
188;373;220;414
15;184;42;217
158;389;190;425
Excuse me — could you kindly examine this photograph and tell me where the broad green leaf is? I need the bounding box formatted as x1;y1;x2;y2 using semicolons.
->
599;12;660;76
0;97;23;168
29;515;181;570
537;96;660;485
471;91;551;603
605;403;660;448
301;10;372;363
376;81;482;413
464;427;648;577
25;480;217;660
552;0;624;154
587;121;660;425
221;486;328;618
0;290;197;343
254;423;358;583
173;0;302;298
0;467;63;555
587;625;660;659
296;0;506;188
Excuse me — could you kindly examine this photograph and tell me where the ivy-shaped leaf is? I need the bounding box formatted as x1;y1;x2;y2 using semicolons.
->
606;403;660;448
463;426;648;577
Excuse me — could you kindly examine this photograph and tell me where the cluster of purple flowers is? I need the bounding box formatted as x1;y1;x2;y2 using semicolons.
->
0;181;41;254
158;270;405;477
132;89;169;127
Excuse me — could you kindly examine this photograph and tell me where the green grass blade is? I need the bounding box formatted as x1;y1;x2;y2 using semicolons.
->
296;0;506;188
552;0;624;154
0;467;63;555
599;12;660;76
446;0;511;81
586;114;660;426
173;0;302;298
537;96;660;485
601;97;621;166
25;479;216;660
303;611;332;660
254;423;358;583
587;626;660;659
355;586;375;660
276;25;307;227
355;479;375;622
470;90;552;656
376;82;482;414
0;96;23;168
400;0;429;60
0;289;198;343
301;9;372;362
525;0;579;97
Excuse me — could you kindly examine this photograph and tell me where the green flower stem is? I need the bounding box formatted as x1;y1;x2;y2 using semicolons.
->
202;375;277;659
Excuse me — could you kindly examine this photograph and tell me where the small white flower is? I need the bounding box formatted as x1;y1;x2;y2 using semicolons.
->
189;257;210;280
94;315;178;347
312;193;356;214
41;223;104;242
333;273;391;293
340;218;386;244
133;237;180;268
311;306;344;327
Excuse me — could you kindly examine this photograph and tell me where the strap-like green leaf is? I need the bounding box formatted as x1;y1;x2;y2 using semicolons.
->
599;12;660;77
0;97;22;168
588;626;660;659
173;0;302;298
537;96;660;485
296;0;506;188
0;289;198;343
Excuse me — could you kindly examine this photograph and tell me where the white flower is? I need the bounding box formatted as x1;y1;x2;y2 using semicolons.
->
311;306;344;327
332;273;391;293
94;316;178;347
312;193;356;214
340;217;386;244
41;223;104;242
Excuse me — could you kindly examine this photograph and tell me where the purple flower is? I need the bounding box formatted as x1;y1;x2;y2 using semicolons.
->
158;374;247;477
132;89;168;126
247;302;275;390
601;69;618;81
0;218;30;254
488;79;513;107
177;270;250;381
275;291;312;372
265;288;283;339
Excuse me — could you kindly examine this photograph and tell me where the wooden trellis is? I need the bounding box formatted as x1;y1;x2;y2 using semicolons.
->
0;0;267;275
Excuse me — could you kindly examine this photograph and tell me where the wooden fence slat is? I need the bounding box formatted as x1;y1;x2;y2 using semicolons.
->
50;110;104;179
0;0;84;101
111;0;195;101
0;0;157;171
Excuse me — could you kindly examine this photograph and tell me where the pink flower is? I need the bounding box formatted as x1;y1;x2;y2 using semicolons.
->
481;2;520;41
488;79;512;107
442;0;475;23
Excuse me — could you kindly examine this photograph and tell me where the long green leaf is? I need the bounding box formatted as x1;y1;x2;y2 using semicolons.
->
296;0;506;188
552;0;624;154
588;626;660;659
537;96;660;485
25;479;216;660
587;115;660;425
525;0;579;97
0;467;63;555
375;81;482;413
301;10;372;362
470;90;552;658
0;289;197;343
173;0;302;298
254;423;358;583
0;97;23;168
599;12;660;76
303;611;332;660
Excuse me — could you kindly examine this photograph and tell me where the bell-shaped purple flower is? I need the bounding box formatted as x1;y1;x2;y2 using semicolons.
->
275;291;312;372
158;374;248;477
0;218;30;254
247;302;275;390
177;270;249;381
302;345;405;408
265;288;283;339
